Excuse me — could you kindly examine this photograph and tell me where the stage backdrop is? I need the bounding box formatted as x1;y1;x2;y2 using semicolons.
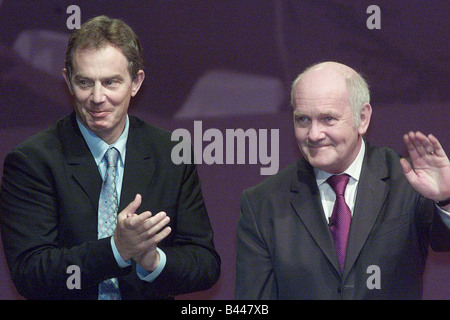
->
0;0;449;299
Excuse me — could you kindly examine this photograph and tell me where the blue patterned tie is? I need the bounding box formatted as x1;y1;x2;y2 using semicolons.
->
98;147;121;300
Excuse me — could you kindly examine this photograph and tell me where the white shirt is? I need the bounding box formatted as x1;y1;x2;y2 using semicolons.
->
315;141;365;223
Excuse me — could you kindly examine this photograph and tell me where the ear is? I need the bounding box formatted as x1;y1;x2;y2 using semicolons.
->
358;103;372;135
131;70;145;97
62;68;74;95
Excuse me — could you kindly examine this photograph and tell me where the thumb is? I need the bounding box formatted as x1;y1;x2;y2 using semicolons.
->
118;194;142;221
400;158;416;184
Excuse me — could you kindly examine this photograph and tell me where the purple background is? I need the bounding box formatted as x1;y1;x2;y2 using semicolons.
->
0;1;448;299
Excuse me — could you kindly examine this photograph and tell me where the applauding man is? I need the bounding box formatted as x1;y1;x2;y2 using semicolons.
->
1;16;220;300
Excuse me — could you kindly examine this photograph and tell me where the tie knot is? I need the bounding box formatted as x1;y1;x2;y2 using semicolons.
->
105;147;119;168
327;174;350;196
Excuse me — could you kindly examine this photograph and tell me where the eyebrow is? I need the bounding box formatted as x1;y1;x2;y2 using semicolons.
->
73;74;125;81
293;109;340;118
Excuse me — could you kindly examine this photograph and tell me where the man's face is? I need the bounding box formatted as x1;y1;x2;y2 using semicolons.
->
292;67;370;174
63;44;144;144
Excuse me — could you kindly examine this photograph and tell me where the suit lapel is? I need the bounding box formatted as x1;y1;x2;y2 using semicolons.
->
63;113;103;211
62;114;156;214
118;116;155;212
290;160;341;273
343;143;389;278
290;143;391;277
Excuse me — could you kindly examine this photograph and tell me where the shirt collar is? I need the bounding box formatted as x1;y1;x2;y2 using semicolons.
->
314;139;366;186
76;115;129;166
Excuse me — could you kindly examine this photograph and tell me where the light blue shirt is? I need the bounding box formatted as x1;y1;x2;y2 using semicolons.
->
76;116;166;282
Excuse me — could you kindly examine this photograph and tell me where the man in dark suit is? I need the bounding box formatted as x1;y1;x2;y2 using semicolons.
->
0;16;220;299
235;61;450;299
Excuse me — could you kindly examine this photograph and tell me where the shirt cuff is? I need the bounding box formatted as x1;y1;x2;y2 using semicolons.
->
436;204;450;229
136;248;166;282
110;237;166;282
110;236;131;268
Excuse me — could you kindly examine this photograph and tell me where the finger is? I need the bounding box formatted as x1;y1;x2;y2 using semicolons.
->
415;131;435;155
140;211;167;228
403;133;419;160
428;134;447;157
153;226;172;244
124;210;153;229
140;214;171;240
142;226;172;248
133;226;172;267
130;211;167;234
408;131;429;157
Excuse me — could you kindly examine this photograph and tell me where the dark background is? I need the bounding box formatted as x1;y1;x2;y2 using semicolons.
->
0;0;448;299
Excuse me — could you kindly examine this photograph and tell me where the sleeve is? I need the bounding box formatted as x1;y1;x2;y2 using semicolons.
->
235;189;277;299
0;148;129;299
435;205;450;229
429;204;450;252
138;161;221;296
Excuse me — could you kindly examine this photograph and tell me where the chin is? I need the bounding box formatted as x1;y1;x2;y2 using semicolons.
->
306;155;338;173
87;119;110;130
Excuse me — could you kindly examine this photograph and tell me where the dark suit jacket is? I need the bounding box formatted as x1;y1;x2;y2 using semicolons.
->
235;142;450;299
0;113;220;299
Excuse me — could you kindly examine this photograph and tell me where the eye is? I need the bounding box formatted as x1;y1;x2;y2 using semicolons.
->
104;78;121;87
322;116;336;124
75;78;92;88
294;115;310;127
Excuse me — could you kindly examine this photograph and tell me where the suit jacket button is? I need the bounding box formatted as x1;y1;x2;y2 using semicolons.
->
337;286;342;295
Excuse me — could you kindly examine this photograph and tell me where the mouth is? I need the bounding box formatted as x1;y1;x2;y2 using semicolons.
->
307;144;329;150
88;110;111;118
304;144;332;156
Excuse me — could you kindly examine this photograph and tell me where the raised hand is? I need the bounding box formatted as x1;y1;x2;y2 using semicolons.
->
400;131;450;206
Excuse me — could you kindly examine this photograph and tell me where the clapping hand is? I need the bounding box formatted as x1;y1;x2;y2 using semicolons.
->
114;194;171;271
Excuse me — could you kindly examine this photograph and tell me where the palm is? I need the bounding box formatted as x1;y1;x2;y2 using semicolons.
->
400;131;450;201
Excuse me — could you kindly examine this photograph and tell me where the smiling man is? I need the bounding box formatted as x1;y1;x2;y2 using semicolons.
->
0;16;220;300
235;61;450;299
291;63;372;175
63;33;145;145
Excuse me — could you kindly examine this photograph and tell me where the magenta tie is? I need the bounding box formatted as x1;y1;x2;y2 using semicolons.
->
327;174;351;272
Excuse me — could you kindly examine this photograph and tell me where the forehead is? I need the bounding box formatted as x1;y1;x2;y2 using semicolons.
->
293;68;350;112
72;44;130;77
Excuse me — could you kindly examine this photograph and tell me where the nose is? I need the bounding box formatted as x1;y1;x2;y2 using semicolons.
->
308;120;325;143
91;83;105;104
